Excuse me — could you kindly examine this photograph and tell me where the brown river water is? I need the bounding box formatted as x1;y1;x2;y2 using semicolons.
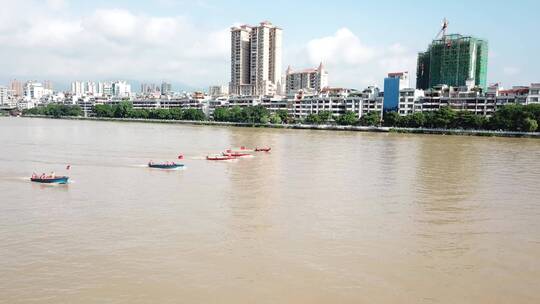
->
1;117;539;303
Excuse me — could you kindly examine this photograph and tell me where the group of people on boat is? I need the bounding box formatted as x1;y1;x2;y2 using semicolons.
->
32;172;55;179
148;161;177;166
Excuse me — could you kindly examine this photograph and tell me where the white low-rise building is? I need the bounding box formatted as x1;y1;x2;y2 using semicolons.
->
24;81;52;101
292;87;383;120
398;88;424;115
527;83;540;104
208;85;229;97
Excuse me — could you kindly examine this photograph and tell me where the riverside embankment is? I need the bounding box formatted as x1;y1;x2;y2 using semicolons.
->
17;115;540;138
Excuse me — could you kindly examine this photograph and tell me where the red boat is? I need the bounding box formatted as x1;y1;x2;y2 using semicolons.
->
255;147;271;152
207;154;235;161
223;151;251;157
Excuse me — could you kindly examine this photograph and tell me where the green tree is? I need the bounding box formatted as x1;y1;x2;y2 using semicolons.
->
113;101;133;118
229;106;244;122
149;108;172;120
93;104;114;117
213;107;230;122
317;111;333;123
269;114;282;124
383;111;401;127
275;109;289;123
182;108;206;121
429;107;456;129
127;108;149;119
169;108;184;120
525;104;540;123
406;112;427;128
489;104;526;131
455;111;487;130
242;105;270;123
359;111;381;126
336;111;358;126
523;117;538;132
305;113;322;124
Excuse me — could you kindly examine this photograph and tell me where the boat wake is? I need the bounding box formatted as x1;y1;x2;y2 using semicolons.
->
190;156;208;160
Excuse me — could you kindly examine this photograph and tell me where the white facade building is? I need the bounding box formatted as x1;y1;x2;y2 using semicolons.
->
86;81;97;96
71;81;85;96
230;21;282;96
285;63;328;95
97;82;113;97
398;88;424;115
292;87;383;120
161;82;172;95
112;81;131;98
208;85;229;97
0;86;8;106
24;81;51;101
527;83;540;104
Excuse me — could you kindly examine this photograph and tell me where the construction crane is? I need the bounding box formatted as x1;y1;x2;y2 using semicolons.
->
435;18;449;40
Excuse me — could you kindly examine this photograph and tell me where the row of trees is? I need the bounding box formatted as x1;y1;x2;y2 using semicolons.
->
93;102;206;121
213;106;291;124
382;104;540;132
304;110;381;126
300;105;540;132
23;104;82;118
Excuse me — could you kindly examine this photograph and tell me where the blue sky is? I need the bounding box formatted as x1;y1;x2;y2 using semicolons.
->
0;0;538;90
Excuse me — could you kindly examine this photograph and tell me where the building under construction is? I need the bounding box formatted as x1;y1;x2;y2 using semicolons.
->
416;21;488;90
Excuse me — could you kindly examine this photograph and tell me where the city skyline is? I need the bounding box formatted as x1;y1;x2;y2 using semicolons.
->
0;0;538;90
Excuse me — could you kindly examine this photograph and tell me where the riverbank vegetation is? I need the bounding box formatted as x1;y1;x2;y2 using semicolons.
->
21;102;540;133
382;104;540;132
93;102;206;121
23;103;82;118
213;106;291;124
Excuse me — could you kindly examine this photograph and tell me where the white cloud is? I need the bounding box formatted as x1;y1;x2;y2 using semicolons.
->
307;28;375;65
0;2;230;88
84;9;139;41
1;3;417;90
303;28;417;88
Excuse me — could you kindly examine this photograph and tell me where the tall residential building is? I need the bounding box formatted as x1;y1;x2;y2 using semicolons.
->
416;34;488;90
85;81;97;95
383;72;410;112
43;80;53;91
113;81;131;98
230;21;282;96
161;82;172;95
285;63;328;95
98;82;113;97
71;81;85;96
9;79;23;97
141;83;159;94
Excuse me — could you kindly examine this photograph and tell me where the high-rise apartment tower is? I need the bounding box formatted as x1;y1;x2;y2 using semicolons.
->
230;21;282;96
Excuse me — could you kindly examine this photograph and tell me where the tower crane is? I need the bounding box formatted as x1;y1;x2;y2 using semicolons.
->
435;18;449;40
